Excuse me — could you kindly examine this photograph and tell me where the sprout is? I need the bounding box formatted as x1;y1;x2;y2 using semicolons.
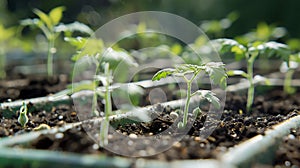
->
18;102;28;128
152;62;227;128
216;39;291;112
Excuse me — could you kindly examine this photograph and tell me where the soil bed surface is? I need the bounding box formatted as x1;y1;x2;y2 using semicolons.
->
1;87;299;161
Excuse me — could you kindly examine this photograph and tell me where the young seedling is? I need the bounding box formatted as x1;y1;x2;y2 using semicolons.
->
21;6;93;76
95;62;113;146
18;102;28;128
216;39;291;112
280;53;300;94
152;62;227;128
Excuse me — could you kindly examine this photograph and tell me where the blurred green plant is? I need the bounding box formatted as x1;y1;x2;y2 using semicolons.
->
96;62;112;146
21;6;93;76
280;53;300;94
152;62;226;128
0;24;15;79
235;22;287;45
216;39;291;112
200;12;239;38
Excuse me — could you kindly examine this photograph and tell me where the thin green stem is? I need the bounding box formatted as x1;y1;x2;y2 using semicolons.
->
284;69;295;95
47;36;55;76
183;80;191;127
246;54;257;113
100;63;111;146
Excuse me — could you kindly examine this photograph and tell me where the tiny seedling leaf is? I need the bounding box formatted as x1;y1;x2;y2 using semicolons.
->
49;6;65;26
192;107;202;117
152;68;176;81
64;37;87;50
253;41;291;63
33;8;52;30
215;38;246;61
193;90;221;109
227;70;248;78
203;62;227;89
102;48;138;70
55;21;93;35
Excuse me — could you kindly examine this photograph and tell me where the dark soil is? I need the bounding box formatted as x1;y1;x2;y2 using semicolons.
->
274;127;300;167
0;74;69;102
1;86;299;162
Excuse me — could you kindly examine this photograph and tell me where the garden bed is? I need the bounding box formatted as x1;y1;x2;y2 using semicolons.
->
1;82;299;163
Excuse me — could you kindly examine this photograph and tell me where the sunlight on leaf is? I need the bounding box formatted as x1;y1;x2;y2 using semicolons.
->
49;6;65;26
33;8;52;30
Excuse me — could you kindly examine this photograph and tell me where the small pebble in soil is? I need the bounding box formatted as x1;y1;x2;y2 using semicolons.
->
285;161;291;167
128;140;133;146
58;115;64;120
129;133;138;139
55;133;64;139
92;144;99;150
287;134;295;139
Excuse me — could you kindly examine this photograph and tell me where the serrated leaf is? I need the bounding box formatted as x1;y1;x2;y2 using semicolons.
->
152;68;176;81
193;90;220;109
175;64;200;74
33;8;52;30
49;6;65;26
203;62;227;89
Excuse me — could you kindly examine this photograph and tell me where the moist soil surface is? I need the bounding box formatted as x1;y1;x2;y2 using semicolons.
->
1;85;299;162
274;126;300;167
0;74;69;102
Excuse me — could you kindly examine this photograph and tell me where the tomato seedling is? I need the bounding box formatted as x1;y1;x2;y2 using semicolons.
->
152;62;227;128
216;39;291;112
18;102;28;128
21;6;93;76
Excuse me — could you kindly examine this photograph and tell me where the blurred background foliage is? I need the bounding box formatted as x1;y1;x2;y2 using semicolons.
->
2;0;300;38
1;0;300;76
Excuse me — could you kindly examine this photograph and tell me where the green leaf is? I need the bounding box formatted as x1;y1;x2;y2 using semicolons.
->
193;90;221;109
152;68;176;81
227;70;248;78
33;8;52;30
71;38;104;61
70;80;97;93
175;64;200;74
55;21;93;35
49;6;65;26
20;18;40;27
253;41;291;62
192;107;202;117
101;48;138;70
290;53;300;63
215;38;246;61
64;37;87;50
203;62;227;89
171;43;182;55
